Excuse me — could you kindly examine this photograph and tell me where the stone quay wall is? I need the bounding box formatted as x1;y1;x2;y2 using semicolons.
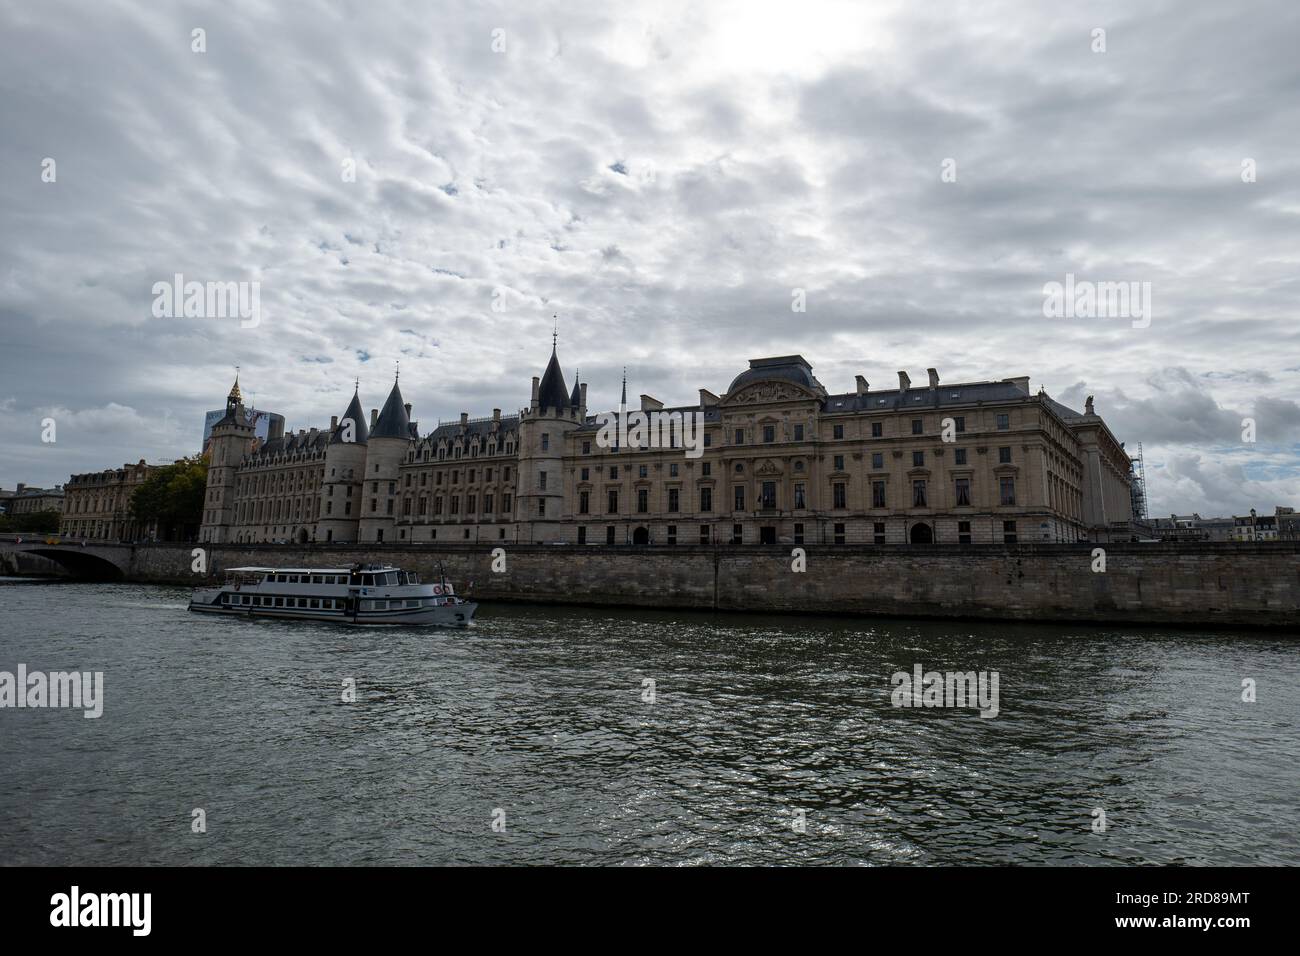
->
112;541;1300;629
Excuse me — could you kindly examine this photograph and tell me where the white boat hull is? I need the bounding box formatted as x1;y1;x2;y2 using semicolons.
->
188;598;477;626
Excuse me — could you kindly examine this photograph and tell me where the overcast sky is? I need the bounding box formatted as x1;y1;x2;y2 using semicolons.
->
1;0;1297;516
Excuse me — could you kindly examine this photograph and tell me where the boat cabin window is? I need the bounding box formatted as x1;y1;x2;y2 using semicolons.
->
361;574;375;586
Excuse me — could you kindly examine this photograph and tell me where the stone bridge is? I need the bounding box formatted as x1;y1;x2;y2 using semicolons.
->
0;536;144;580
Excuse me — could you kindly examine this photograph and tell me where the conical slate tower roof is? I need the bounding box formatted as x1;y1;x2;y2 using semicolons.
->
371;379;410;439
538;345;569;412
331;387;370;444
569;372;581;410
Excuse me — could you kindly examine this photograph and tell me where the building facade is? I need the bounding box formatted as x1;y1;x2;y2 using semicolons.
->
199;350;1135;546
4;484;65;518
59;461;159;540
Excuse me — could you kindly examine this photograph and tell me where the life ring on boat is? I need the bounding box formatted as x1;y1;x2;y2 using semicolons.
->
432;584;444;595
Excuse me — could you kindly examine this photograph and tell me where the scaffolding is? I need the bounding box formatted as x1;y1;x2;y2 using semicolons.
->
1129;442;1149;522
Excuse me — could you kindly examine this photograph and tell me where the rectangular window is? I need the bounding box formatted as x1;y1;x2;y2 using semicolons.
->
871;421;883;438
607;490;619;513
834;455;845;471
833;424;844;439
700;487;712;512
502;493;511;513
668;489;679;512
794;483;806;509
794;424;804;441
610;466;618;479
637;489;648;513
997;413;1010;430
700;525;710;544
873;521;886;545
760;481;776;509
582;441;591;454
666;525;677;545
731;524;743;544
955;448;967;466
639;465;648;478
467;495;476;514
833;483;846;509
872;481;887;509
958;520;972;544
998;446;1011;464
1000;477;1016;506
607;526;616;545
734;486;745;511
538;499;546;516
912;451;924;467
1003;519;1018;543
669;463;678;478
578;526;587;544
541;433;549;451
911;418;923;435
579;491;590;514
763;425;775;443
734;428;744;445
955;478;972;507
793;522;804;544
834;522;845;545
955;416;966;433
701;462;711;477
872;452;883;469
912;480;927;508
581;467;589;481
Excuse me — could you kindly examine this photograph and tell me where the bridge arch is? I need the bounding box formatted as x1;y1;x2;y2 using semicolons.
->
22;548;126;581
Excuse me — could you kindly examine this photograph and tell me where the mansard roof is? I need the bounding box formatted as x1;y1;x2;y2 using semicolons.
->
425;415;520;441
726;355;822;395
370;380;411;439
822;379;1032;413
247;429;330;460
538;346;569;412
331;389;370;445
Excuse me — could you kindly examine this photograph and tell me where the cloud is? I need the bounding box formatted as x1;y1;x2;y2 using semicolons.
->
0;0;1296;520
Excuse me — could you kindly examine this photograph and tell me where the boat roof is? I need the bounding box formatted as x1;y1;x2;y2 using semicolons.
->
225;566;400;574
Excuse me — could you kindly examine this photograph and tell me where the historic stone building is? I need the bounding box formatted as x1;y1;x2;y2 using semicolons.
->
60;463;155;540
199;349;1135;546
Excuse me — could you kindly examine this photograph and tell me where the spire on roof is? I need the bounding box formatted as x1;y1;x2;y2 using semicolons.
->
370;378;410;439
537;337;569;413
228;367;242;404
570;368;582;409
331;384;370;445
620;367;627;409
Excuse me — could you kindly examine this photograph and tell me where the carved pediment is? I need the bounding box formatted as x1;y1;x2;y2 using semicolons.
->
755;458;783;476
723;381;817;406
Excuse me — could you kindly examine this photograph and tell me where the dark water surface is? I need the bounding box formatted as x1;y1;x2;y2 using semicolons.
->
1;580;1297;865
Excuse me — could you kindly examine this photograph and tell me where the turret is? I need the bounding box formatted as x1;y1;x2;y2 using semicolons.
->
357;376;412;543
200;372;256;544
517;336;582;542
318;384;369;544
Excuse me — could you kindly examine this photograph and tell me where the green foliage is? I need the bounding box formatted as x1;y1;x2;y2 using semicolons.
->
130;457;208;538
0;509;63;534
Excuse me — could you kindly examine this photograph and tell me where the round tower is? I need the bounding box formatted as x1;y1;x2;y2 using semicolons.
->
516;338;583;543
357;376;412;543
317;385;370;544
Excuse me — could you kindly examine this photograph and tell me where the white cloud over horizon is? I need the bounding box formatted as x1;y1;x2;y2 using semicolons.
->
1;0;1297;516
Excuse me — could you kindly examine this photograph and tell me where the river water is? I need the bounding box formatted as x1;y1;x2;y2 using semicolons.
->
1;578;1296;866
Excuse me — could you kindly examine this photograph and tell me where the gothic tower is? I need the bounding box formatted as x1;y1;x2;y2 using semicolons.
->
357;375;413;543
200;374;256;544
317;385;369;543
516;337;583;543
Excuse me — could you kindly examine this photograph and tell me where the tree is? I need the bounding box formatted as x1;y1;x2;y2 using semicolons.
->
0;510;62;534
130;457;208;540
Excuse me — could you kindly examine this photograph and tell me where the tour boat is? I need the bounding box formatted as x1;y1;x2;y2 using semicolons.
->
188;563;477;626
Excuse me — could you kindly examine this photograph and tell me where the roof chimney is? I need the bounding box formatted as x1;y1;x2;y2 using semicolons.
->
927;368;939;388
460;412;469;426
1004;376;1030;394
330;415;338;430
404;402;412;418
699;388;719;407
897;371;911;392
640;394;664;411
370;408;379;428
579;383;588;410
493;408;501;421
855;375;869;395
